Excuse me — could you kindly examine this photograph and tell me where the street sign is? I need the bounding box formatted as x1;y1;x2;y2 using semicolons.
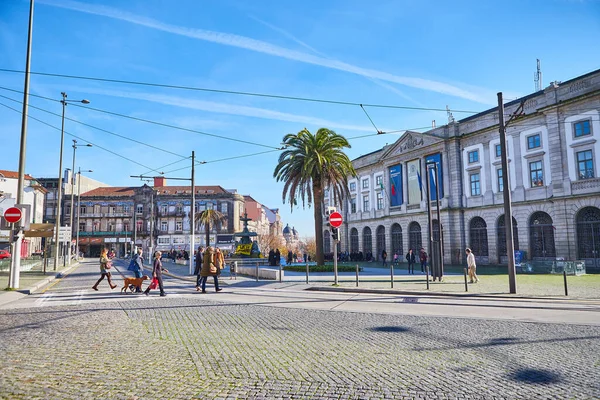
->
4;207;22;224
329;211;343;228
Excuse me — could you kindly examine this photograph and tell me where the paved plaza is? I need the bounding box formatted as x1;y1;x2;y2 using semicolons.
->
0;260;599;399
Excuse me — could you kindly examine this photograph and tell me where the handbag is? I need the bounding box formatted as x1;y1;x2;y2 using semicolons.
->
209;263;218;275
149;277;158;290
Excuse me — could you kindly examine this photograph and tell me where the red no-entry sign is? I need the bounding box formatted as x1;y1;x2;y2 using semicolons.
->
4;207;22;224
329;211;343;228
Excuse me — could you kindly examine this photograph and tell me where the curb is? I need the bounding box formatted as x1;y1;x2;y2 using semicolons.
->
304;285;581;301
19;262;81;295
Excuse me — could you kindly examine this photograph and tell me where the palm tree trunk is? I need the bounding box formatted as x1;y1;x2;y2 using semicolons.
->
205;223;210;247
313;182;325;265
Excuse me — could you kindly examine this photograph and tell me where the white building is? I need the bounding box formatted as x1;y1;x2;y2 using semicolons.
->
325;68;600;272
0;170;46;255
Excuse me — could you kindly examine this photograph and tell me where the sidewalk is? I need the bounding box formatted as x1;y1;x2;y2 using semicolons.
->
161;259;600;300
0;259;79;294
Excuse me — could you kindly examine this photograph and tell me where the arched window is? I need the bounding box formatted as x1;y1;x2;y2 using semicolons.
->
376;226;386;260
350;228;359;254
324;230;331;254
529;212;556;258
576;207;600;268
391;224;403;256
469;217;489;256
408;222;422;252
497;215;519;257
362;227;372;256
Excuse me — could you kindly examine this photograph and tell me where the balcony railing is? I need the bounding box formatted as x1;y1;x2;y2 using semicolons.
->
78;231;133;237
79;212;133;218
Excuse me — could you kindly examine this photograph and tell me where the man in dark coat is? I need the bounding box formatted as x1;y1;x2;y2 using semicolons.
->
194;246;204;289
268;249;275;266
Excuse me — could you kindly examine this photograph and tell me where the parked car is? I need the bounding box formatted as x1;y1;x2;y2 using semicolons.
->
0;250;11;260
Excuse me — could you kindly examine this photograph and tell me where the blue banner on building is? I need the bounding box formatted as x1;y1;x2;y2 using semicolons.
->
425;153;444;201
388;164;403;206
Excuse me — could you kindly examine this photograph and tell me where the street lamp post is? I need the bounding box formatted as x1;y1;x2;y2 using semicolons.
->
75;168;92;260
53;92;90;271
68;141;92;263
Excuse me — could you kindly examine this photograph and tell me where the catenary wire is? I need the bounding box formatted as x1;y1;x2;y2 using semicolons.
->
0;85;281;151
0;101;161;173
0;92;197;163
0;85;595;142
0;68;482;114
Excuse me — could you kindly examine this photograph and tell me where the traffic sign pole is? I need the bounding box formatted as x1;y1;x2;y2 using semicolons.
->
5;207;24;289
328;211;343;286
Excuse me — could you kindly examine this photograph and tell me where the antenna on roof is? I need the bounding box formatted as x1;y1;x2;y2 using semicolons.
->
534;59;543;91
446;106;455;124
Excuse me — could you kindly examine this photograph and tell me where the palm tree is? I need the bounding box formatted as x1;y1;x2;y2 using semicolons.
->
195;209;225;247
274;128;356;265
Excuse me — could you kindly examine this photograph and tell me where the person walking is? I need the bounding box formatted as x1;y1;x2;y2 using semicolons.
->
144;251;168;297
214;247;225;276
466;248;479;283
381;250;388;267
393;252;399;266
406;249;416;274
198;246;222;293
92;248;117;291
194;246;204;291
275;249;281;266
419;247;428;273
130;248;145;292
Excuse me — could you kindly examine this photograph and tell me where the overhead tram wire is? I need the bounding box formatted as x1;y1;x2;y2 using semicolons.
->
0;68;481;114
0;85;280;151
0;83;596;123
139;158;192;177
0;85;595;145
0;101;161;173
0;92;196;163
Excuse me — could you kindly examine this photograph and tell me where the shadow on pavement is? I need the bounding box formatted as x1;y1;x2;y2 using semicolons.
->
508;368;563;385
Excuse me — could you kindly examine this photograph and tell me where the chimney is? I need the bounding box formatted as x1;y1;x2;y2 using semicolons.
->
153;177;166;187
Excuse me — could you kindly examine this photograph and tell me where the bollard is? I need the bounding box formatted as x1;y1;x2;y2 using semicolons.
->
464;268;469;292
356;264;359;287
563;270;568;296
390;263;394;289
279;263;282;283
256;262;259;282
425;264;430;290
306;262;309;284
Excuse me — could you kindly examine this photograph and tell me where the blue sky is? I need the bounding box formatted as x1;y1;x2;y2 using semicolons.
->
1;0;599;238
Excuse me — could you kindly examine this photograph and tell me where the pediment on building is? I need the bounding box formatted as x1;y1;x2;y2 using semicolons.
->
380;130;444;159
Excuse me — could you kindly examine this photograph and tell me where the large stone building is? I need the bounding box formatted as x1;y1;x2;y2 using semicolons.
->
324;68;600;272
0;170;46;255
74;178;245;257
38;169;109;226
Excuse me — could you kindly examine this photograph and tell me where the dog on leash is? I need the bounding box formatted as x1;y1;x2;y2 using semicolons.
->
121;275;150;294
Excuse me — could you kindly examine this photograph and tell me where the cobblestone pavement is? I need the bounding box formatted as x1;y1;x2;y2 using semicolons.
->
1;293;600;399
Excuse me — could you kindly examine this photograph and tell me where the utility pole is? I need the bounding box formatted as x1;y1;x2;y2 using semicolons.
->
498;92;517;294
189;151;195;275
9;0;34;289
425;164;434;281
149;189;154;260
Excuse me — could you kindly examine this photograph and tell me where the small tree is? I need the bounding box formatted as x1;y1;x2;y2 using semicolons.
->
304;237;317;261
195;209;225;247
257;232;285;255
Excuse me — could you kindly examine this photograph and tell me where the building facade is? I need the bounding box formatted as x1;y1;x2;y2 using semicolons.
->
324;69;600;272
75;180;245;257
38;170;109;226
0;170;46;255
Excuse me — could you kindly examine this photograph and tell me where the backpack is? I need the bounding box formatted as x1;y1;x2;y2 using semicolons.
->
128;255;137;271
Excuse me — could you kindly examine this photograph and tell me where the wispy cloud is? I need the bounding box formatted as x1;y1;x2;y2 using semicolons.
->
39;0;492;104
65;85;374;132
249;15;429;107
